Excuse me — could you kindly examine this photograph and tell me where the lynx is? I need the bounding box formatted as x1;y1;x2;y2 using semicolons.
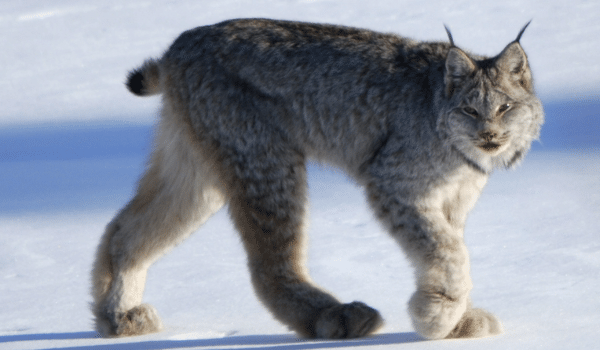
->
92;18;543;340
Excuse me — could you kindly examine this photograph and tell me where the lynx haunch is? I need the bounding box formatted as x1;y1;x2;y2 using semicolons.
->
92;18;543;340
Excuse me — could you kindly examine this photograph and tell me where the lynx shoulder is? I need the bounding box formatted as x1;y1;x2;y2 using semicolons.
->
92;18;543;340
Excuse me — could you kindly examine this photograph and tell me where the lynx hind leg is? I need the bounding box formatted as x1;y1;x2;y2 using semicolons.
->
92;219;164;337
91;110;226;337
226;145;382;339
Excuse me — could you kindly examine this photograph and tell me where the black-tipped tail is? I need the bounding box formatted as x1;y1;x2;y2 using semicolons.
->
125;59;161;96
126;69;146;96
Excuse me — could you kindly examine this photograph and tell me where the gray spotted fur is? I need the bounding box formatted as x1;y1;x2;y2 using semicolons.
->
91;18;543;340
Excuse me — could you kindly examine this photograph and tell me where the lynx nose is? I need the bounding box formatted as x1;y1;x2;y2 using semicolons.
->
479;131;497;142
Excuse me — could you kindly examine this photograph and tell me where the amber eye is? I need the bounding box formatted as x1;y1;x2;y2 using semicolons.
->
462;106;479;118
498;103;511;114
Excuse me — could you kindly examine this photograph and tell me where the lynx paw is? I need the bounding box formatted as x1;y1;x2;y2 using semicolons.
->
445;307;503;339
408;290;468;340
96;304;163;337
116;304;163;336
314;301;384;339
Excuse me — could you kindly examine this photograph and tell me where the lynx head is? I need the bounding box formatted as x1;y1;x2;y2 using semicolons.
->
438;22;544;173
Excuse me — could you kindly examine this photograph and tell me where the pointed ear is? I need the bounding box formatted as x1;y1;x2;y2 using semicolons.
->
496;42;527;74
445;48;476;97
495;42;532;89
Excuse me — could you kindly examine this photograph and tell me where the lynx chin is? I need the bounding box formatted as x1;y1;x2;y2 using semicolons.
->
91;18;543;340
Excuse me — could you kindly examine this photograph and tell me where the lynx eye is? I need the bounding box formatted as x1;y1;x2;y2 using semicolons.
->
462;106;479;118
498;103;511;114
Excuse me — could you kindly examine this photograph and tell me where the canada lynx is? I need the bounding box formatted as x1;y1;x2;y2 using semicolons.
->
92;18;543;340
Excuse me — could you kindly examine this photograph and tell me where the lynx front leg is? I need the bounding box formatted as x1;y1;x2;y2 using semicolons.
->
405;231;473;339
403;214;503;340
227;149;383;339
366;183;501;340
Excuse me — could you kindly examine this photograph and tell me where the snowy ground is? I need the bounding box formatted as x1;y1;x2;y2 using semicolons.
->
1;151;599;350
1;1;599;349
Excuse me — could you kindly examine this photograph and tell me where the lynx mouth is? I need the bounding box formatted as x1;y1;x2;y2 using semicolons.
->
479;142;502;152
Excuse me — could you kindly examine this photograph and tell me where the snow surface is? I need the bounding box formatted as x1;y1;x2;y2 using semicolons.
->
1;1;599;349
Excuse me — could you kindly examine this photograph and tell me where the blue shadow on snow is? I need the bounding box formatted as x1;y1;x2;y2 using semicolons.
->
0;97;598;215
0;332;422;349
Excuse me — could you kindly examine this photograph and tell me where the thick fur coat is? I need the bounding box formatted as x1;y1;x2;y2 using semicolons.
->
92;18;544;340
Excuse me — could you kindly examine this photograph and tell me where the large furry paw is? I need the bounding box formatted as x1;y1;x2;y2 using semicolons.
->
96;304;163;337
445;307;503;339
313;301;384;339
115;304;163;336
408;290;468;340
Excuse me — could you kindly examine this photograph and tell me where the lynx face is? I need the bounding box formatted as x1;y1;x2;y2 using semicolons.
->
441;42;544;172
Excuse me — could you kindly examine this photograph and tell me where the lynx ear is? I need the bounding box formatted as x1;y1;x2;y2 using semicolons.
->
496;42;527;75
445;48;476;97
495;21;533;89
495;42;532;90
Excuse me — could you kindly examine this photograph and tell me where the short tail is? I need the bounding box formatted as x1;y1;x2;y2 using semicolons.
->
126;59;161;96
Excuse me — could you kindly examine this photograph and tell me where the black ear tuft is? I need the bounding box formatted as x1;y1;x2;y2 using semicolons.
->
444;24;455;47
126;69;145;96
515;20;532;43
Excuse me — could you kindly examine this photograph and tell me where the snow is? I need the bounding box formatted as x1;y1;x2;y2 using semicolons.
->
2;0;600;126
1;0;599;349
